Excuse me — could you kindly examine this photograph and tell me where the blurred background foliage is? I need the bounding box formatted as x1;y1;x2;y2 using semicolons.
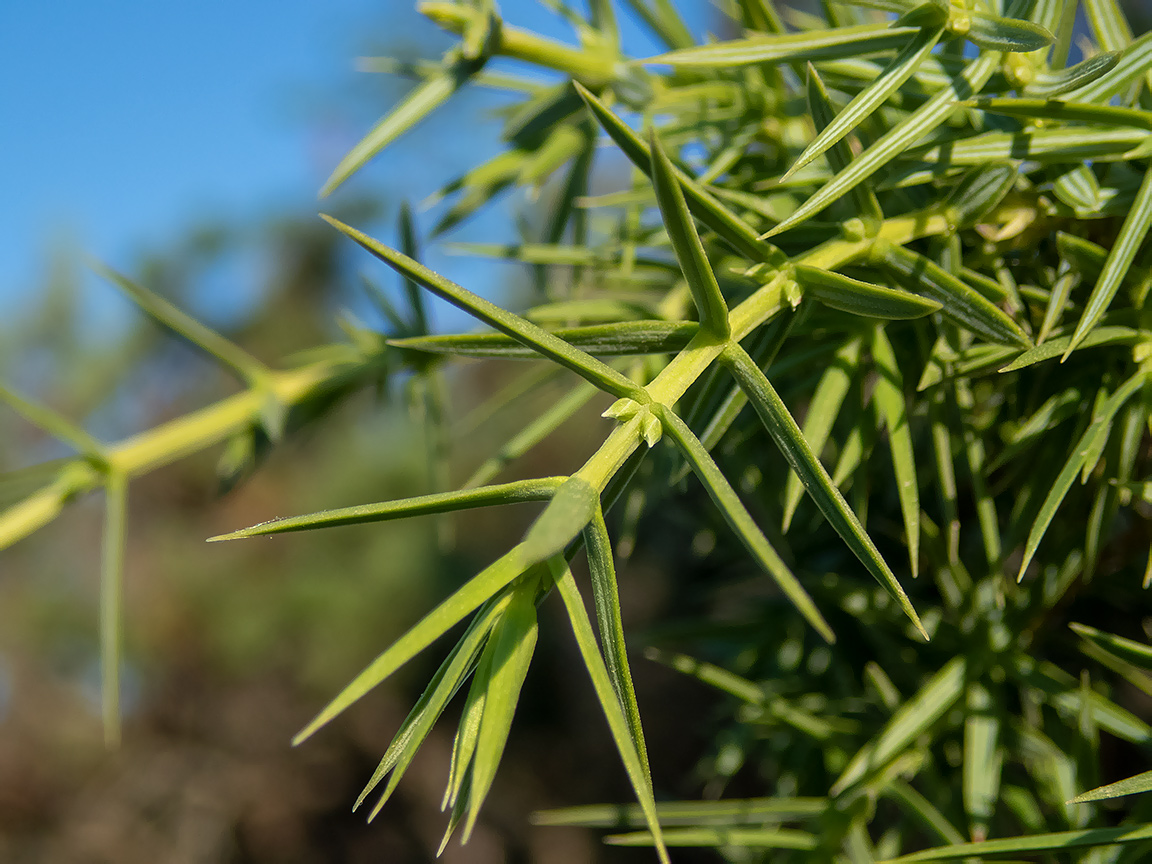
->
0;167;687;864
0;3;724;861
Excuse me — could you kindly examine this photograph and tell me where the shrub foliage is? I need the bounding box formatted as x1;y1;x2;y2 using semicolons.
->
5;0;1152;860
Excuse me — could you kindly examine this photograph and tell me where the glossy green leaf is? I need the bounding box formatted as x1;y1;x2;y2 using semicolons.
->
550;558;670;864
654;403;836;643
722;345;925;638
1069;30;1152;102
443;643;491;811
870;326;920;579
322;215;649;402
972;98;1152;132
912;125;1148;166
650;130;730;338
1083;0;1134;52
209;477;563;540
928;394;959;564
941;162;1018;229
1069;770;1152;804
795;266;939;319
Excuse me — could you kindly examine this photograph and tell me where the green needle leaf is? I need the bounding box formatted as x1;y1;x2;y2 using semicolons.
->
1026;51;1122;97
653;403;836;643
93;262;269;384
1069;770;1152;804
1016;371;1147;581
641;23;919;67
443;647;493;811
965;12;1054;52
321;50;484;197
870;326;920;580
781;337;861;532
879;823;1152;862
398;201;428;333
550;557;670;864
784;25;944;182
793;265;941;319
1068;30;1152;102
1083;0;1134;52
963;682;1002;840
534;797;826;827
208;477;563;540
0;383;106;461
520;475;600;564
574;82;783;264
464;583;539;842
322;215;650;402
649;129;730;339
359;594;509;818
585;507;650;781
464;384;599;489
293;544;530;744
805;63;885;226
998;326;1140;372
834;657;966;795
1063;165;1152;360
764;52;1000;238
940;162;1019;230
724;343;926;638
878;243;1031;347
605;827;819;849
1071;622;1152;672
389;320;698;359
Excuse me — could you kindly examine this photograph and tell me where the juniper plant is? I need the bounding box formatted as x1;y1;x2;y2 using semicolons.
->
5;0;1152;860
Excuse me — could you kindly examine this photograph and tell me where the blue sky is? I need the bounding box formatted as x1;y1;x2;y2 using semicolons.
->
0;1;711;328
